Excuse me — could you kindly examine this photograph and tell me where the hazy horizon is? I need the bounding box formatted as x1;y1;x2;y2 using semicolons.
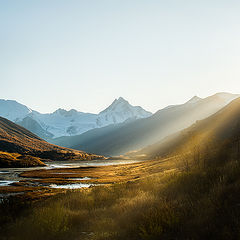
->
1;0;240;113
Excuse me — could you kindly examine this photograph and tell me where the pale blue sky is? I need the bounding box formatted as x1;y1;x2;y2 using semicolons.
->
1;0;240;113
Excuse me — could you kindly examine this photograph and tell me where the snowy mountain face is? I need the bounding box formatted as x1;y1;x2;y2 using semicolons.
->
0;99;32;122
30;109;98;138
0;97;152;139
97;97;152;126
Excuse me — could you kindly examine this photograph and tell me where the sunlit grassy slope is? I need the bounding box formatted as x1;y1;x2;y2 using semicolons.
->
0;151;46;167
2;98;240;239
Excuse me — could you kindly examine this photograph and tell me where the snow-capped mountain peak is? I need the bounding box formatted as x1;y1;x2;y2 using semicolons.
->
53;108;79;117
98;97;152;125
54;108;68;115
100;97;129;114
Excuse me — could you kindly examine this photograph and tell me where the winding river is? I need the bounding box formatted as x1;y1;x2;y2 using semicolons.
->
0;159;142;188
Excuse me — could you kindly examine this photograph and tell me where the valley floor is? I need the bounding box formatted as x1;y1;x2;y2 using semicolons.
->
1;153;240;240
0;158;177;201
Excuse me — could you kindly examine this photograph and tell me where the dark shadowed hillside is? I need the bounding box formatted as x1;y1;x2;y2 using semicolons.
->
51;93;239;156
0;117;103;167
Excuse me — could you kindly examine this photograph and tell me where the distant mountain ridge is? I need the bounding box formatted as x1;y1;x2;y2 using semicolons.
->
0;97;152;139
134;96;240;160
51;92;240;156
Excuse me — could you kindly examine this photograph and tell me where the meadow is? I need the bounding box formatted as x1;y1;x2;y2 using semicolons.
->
1;140;240;240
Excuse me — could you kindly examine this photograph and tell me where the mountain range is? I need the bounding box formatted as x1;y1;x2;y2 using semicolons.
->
1;92;239;158
0;97;152;139
51;92;240;156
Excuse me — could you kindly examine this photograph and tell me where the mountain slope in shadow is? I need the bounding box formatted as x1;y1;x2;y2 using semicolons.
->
0;117;103;167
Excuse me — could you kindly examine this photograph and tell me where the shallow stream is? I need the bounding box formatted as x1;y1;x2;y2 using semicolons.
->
0;159;141;189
